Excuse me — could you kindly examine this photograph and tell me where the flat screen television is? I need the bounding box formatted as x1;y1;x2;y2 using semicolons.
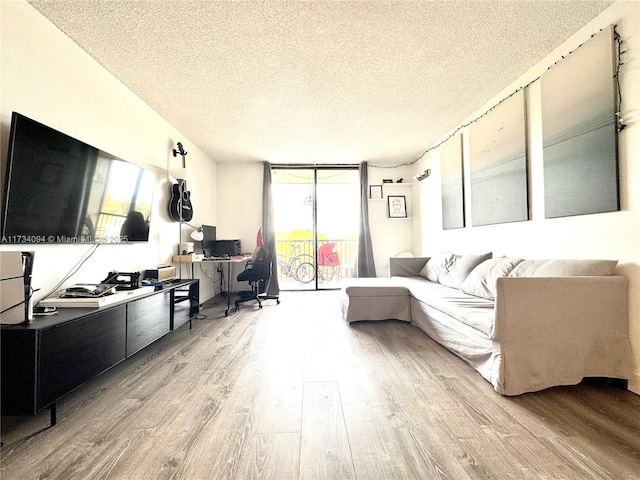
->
1;112;155;244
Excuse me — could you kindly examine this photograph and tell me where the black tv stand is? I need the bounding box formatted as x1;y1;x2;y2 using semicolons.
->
1;279;198;427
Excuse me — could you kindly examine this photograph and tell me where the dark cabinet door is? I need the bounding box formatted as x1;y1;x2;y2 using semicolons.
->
126;292;170;356
1;329;38;415
38;306;126;410
3;282;194;421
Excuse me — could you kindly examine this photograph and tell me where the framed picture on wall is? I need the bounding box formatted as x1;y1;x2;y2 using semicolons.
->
441;134;465;229
388;195;407;218
469;89;528;226
541;26;618;218
369;184;383;199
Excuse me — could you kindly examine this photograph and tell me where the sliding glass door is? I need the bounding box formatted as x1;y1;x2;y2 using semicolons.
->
272;167;359;290
272;169;316;291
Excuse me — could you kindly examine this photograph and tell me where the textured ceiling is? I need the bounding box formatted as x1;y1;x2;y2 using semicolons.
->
28;0;614;164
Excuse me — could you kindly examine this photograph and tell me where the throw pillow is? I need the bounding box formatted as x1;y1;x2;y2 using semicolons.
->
439;253;492;289
508;259;618;277
419;253;456;282
460;257;524;300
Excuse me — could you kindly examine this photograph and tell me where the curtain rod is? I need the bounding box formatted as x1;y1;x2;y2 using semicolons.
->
270;163;358;169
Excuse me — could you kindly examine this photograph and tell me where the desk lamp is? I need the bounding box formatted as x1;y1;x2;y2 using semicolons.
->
190;227;204;242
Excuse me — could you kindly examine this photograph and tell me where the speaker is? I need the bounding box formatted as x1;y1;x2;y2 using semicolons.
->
0;251;34;324
206;240;241;257
144;266;176;282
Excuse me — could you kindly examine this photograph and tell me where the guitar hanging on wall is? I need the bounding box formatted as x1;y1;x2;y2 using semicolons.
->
169;142;194;222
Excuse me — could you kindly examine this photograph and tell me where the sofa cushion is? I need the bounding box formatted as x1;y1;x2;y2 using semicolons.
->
508;259;618;277
460;257;524;300
419;253;456;282
439;253;492;289
342;278;411;323
398;277;495;336
436;293;495;337
343;277;409;297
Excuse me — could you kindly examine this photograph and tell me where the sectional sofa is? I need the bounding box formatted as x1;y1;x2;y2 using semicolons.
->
341;254;633;395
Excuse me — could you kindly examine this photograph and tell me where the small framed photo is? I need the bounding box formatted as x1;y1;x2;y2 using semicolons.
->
388;195;407;218
369;184;383;199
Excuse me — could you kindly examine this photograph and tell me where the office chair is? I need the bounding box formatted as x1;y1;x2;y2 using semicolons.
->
234;247;280;311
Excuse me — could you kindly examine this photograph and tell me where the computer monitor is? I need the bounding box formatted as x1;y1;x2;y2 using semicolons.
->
201;225;217;257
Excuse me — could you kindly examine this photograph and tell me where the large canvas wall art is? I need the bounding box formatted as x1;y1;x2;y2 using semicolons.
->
541;26;618;218
469;90;529;226
441;134;465;229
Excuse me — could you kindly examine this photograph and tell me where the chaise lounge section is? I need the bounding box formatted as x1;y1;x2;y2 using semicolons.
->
342;254;633;395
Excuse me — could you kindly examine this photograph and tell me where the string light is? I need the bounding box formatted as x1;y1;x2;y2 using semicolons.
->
371;25;626;169
614;25;626;132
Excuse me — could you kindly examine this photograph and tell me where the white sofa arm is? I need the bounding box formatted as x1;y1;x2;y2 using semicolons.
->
389;257;429;277
493;275;632;395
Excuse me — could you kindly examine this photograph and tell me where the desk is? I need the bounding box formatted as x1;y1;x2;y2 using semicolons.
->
173;255;250;316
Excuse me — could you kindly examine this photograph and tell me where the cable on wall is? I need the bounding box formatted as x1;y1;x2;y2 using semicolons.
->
37;243;101;302
370;24;627;169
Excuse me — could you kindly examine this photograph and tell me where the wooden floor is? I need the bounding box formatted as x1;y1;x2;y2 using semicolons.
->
2;290;639;480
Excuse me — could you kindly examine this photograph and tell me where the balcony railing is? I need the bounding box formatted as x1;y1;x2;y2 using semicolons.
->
275;238;358;289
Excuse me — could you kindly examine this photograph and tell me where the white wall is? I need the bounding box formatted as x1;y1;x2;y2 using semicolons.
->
410;0;640;394
367;165;414;275
216;162;264;250
216;162;263;292
0;1;218;303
